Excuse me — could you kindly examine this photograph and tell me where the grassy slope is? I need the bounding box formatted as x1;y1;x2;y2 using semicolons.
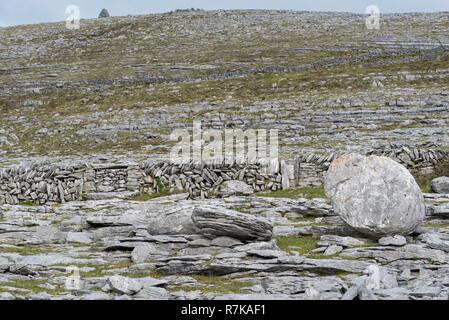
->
1;11;448;158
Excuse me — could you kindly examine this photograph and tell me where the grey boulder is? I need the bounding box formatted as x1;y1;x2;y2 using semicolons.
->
215;180;254;197
192;205;273;242
147;205;196;235
131;243;159;264
107;276;142;295
324;245;343;256
378;235;407;246
431;177;449;194
325;154;425;237
0;256;11;273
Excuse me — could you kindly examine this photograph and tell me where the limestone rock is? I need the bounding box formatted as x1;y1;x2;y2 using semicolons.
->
191;205;273;242
66;232;92;244
147;205;196;235
210;236;243;247
134;287;169;300
361;265;398;290
215;180;254;197
107;276;142;295
81;292;112;300
0;257;11;273
378;235;407;246
319;235;365;248
325;154;425;237
419;233;449;252
324;245;343;256
431;177;449;194
131;244;158;264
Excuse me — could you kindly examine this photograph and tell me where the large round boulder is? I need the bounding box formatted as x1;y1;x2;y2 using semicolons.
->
431;176;449;194
324;154;425;237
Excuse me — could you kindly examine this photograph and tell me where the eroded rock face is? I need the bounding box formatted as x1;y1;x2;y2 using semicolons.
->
324;154;425;237
192;205;273;242
431;177;449;194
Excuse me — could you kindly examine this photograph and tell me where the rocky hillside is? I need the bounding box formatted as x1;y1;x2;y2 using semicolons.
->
1;10;449;301
1;10;449;165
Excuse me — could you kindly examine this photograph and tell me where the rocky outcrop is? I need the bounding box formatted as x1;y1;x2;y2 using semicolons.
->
2;189;449;300
325;154;426;237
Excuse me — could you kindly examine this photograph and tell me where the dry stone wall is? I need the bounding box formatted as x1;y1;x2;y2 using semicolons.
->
295;143;449;187
140;161;284;199
0;144;448;205
0;164;85;205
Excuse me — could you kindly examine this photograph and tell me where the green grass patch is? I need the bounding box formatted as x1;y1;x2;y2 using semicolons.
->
286;216;317;223
274;235;353;259
275;236;318;255
50;220;62;226
422;222;449;228
18;200;38;207
257;187;326;200
119;270;164;279
0;245;54;256
0;279;45;293
127;193;167;201
127;190;183;201
0;279;65;295
182;275;252;294
412;161;449;193
414;174;434;193
78;260;132;278
128;178;185;201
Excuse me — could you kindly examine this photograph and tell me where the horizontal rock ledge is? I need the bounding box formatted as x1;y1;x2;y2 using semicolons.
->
192;205;273;242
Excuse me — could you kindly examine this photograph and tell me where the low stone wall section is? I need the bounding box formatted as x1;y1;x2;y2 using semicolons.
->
1;144;447;205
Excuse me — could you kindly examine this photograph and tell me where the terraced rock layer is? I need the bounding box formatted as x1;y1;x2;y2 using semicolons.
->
1;10;449;164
